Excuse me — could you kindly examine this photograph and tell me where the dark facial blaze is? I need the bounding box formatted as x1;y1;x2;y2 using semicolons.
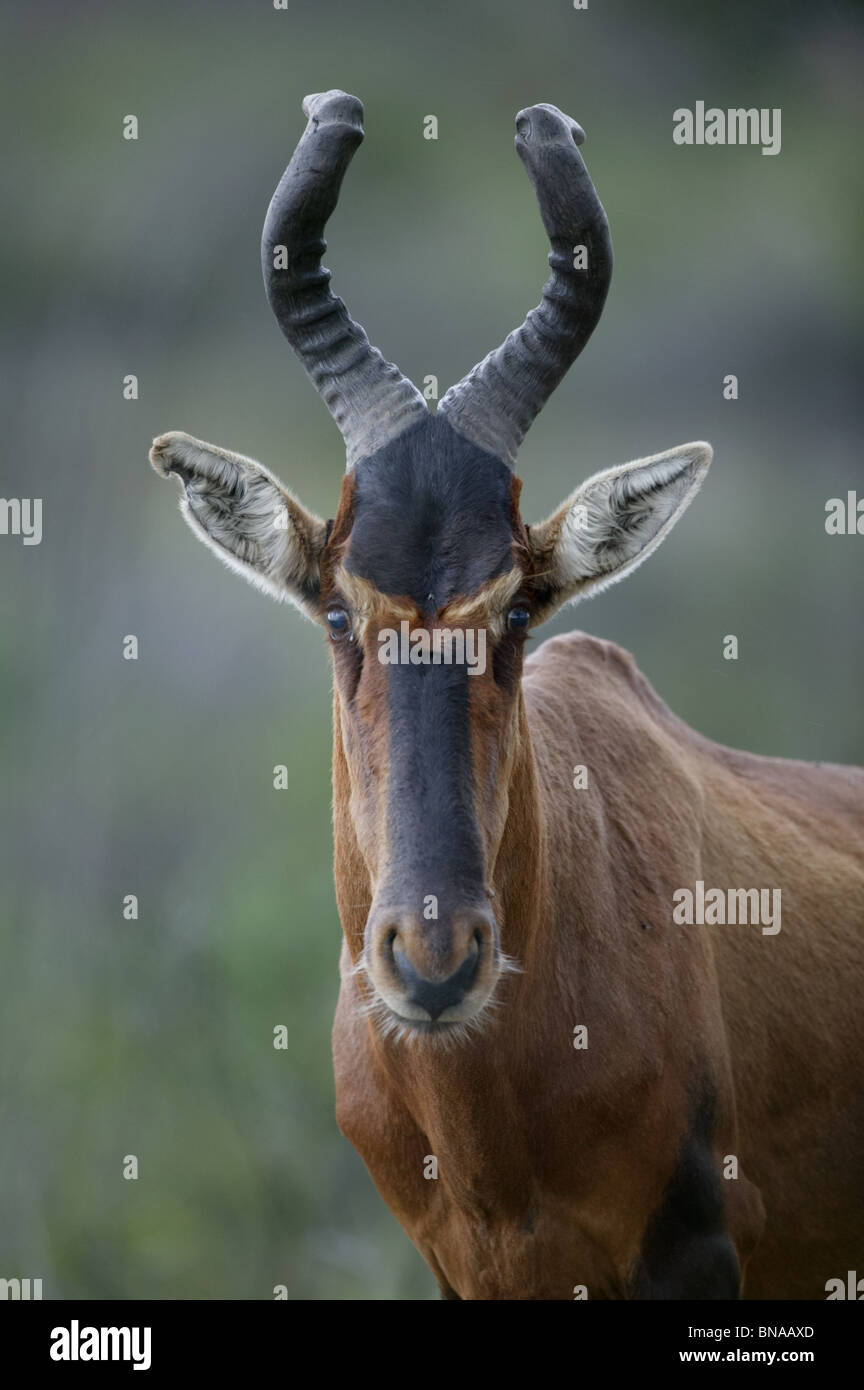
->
321;415;531;1032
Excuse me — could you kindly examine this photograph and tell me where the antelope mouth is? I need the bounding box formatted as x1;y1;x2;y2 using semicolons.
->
361;984;505;1044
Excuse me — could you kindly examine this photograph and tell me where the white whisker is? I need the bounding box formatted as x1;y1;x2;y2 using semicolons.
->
346;948;522;1050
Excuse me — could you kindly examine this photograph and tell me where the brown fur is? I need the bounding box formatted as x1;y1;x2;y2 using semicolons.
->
332;627;864;1299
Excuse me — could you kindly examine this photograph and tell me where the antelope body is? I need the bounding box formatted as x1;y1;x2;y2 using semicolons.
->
152;91;864;1299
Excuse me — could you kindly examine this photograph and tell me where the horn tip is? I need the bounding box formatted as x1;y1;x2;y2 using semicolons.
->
301;89;364;136
515;103;585;149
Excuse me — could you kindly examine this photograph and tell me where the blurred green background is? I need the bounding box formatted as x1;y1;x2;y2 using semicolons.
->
0;0;861;1299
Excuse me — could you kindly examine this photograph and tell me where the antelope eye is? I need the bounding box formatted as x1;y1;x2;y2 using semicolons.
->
507;606;531;632
326;607;350;639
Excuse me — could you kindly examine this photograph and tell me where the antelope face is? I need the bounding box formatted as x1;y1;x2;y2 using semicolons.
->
321;417;530;1032
151;89;711;1039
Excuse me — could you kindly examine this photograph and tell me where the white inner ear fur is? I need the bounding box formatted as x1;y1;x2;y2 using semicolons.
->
532;442;712;612
149;431;327;619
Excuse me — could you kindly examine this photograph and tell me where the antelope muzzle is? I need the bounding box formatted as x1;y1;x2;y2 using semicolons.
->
364;902;502;1030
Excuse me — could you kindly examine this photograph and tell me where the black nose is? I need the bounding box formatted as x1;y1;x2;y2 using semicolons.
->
393;945;479;1021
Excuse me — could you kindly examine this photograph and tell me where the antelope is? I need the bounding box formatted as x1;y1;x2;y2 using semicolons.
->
151;91;864;1300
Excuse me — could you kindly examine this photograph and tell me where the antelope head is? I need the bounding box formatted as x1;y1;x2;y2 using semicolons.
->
151;91;710;1039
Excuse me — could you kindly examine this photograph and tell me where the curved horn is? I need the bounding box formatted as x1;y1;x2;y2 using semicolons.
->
261;90;427;469
438;104;613;468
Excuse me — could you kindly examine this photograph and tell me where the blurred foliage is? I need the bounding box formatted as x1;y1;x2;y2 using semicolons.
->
0;0;861;1299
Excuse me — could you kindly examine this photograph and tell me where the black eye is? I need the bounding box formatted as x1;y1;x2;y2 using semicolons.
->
326;607;350;640
507;606;531;632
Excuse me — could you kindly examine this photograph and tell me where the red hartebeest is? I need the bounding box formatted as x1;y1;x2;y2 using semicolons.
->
151;91;864;1299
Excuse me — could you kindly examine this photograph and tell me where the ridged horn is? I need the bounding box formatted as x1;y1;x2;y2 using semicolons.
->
438;103;613;467
261;90;427;469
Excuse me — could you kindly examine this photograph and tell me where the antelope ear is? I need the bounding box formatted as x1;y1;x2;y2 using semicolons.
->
528;442;711;623
150;431;327;621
